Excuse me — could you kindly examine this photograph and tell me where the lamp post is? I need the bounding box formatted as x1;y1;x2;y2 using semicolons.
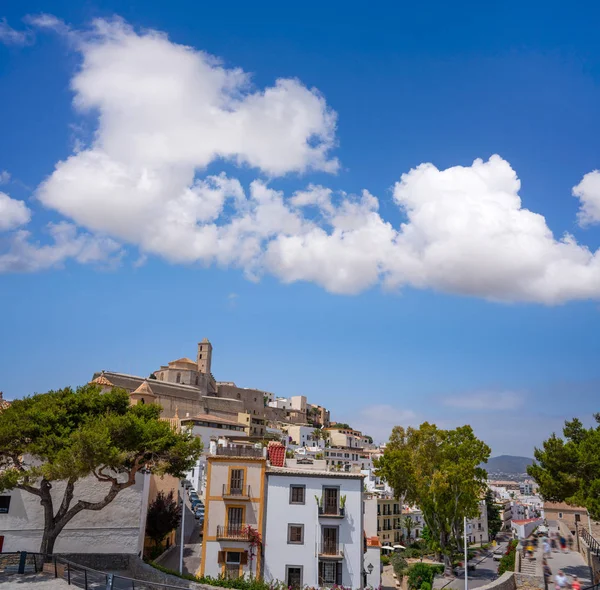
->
464;516;468;590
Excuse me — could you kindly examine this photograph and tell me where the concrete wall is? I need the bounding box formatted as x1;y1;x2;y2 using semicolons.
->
263;473;363;589
365;546;381;589
0;474;147;554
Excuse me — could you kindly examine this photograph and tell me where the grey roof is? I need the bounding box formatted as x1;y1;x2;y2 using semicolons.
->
94;371;205;401
266;466;364;479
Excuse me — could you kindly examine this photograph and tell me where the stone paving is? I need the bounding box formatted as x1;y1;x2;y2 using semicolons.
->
543;526;592;587
0;573;71;588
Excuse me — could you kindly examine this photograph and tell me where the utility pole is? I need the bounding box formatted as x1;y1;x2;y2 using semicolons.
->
180;480;185;574
464;516;468;590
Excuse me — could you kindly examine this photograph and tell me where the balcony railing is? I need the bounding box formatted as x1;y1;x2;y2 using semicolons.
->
215;446;264;458
318;506;345;518
318;543;344;559
216;525;251;540
222;484;252;499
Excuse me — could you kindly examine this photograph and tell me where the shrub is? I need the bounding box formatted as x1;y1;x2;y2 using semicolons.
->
381;555;391;566
497;540;519;576
421;583;432;590
391;553;408;579
407;563;436;589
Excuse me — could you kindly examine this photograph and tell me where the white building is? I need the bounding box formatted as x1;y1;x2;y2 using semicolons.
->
325;447;373;472
263;465;368;589
180;413;248;492
268;395;307;411
0;473;149;554
466;500;489;545
284;424;326;450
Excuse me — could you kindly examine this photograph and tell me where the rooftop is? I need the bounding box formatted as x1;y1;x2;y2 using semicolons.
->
267;466;365;479
181;413;245;427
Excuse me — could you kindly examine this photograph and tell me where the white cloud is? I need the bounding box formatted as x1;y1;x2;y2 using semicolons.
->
0;170;11;184
0;19;33;46
573;170;600;227
0;222;121;272
443;391;523;411
0;192;31;231
24;17;600;304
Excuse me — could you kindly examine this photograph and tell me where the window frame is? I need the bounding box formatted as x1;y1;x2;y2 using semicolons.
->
0;496;10;514
288;523;304;544
286;565;303;589
289;485;306;505
226;551;242;565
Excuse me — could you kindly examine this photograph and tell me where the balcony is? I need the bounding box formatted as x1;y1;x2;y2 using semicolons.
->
319;543;345;560
222;484;252;500
216;525;251;540
318;506;345;518
215;446;264;458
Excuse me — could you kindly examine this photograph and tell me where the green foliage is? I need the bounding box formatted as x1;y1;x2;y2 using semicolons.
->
497;540;518;576
146;490;181;547
420;583;431;590
329;423;351;429
485;489;502;539
375;423;491;573
407;563;438;589
391;553;408;579
0;384;203;553
145;544;167;560
381;555;391;566
528;414;600;520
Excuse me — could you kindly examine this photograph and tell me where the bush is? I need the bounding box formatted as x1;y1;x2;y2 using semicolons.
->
391;554;408;579
381;555;391;566
421;583;431;590
407;563;437;589
145;544;166;560
497;540;519;576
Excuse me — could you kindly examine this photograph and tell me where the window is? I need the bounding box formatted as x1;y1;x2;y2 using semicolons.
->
226;552;241;564
290;485;305;504
288;524;304;544
227;507;243;532
323;487;339;515
319;561;342;585
195;376;199;385
230;469;244;493
0;497;10;514
199;354;202;359
176;373;181;383
559;512;563;518
286;566;303;589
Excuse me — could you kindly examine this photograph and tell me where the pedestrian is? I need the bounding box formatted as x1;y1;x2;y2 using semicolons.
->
551;537;557;552
527;541;535;560
559;536;567;553
571;575;581;590
543;560;552;586
543;539;551;558
568;536;574;551
555;570;569;590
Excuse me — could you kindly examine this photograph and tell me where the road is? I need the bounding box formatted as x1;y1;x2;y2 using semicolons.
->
433;542;505;590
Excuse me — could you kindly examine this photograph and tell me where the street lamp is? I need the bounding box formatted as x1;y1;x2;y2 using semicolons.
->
367;563;374;574
180;480;185;575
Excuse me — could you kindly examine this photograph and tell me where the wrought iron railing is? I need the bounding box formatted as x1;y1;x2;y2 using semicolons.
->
318;543;345;558
215;446;264;458
222;484;252;498
579;525;600;558
0;552;187;589
216;525;251;540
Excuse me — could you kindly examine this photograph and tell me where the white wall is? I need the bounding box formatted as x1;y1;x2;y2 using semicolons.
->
365;546;381;589
0;474;148;554
263;473;364;589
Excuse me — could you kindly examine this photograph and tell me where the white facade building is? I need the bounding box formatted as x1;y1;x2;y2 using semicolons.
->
0;473;149;554
263;467;367;589
284;424;326;450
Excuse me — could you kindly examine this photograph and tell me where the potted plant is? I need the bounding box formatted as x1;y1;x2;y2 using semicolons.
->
315;494;323;514
340;495;347;516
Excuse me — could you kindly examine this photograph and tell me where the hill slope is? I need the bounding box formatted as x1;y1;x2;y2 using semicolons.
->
484;455;534;474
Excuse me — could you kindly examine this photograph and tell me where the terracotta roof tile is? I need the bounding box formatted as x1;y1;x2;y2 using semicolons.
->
90;375;114;387
132;381;156;397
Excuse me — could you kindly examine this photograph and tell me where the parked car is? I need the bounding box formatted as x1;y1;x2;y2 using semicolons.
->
195;508;205;519
189;490;199;499
493;548;505;561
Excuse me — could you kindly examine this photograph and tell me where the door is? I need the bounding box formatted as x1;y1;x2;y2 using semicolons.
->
228;507;243;535
324;487;338;515
0;536;3;553
230;469;244;494
322;526;338;555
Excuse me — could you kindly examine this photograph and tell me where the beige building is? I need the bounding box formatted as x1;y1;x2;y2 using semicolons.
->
376;497;404;546
324;427;372;449
201;443;267;579
237;412;267;438
544;502;588;533
307;404;330;428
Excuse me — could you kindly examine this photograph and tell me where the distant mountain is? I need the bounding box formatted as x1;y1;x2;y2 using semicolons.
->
484;455;534;475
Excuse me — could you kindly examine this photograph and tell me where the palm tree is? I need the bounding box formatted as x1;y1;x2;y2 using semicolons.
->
402;515;415;542
312;428;322;442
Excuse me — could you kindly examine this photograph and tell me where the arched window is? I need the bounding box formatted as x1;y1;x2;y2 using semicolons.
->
176;373;181;383
195;375;199;386
140;398;145;405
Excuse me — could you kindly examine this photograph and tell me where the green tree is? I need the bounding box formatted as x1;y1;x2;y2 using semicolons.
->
485;489;502;539
146;490;181;548
528;414;600;520
407;563;436;589
0;384;202;554
376;423;490;575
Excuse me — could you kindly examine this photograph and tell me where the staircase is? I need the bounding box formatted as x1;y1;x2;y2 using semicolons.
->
519;554;538;575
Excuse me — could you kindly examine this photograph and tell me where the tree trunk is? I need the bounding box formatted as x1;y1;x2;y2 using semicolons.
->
40;529;59;555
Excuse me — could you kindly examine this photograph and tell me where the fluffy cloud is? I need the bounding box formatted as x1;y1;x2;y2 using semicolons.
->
0;222;121;272
18;17;600;304
573;170;600;227
443;390;523;411
0;170;11;184
0;18;33;46
0;192;31;231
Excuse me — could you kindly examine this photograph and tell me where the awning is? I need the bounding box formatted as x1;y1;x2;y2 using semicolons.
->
381;546;395;552
393;544;406;550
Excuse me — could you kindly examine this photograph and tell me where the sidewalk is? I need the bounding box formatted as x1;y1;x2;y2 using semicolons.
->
544;527;591;587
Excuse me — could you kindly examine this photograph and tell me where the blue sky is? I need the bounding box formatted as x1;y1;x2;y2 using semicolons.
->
2;0;600;457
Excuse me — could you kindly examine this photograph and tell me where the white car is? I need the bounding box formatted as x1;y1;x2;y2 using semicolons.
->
493;548;505;561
